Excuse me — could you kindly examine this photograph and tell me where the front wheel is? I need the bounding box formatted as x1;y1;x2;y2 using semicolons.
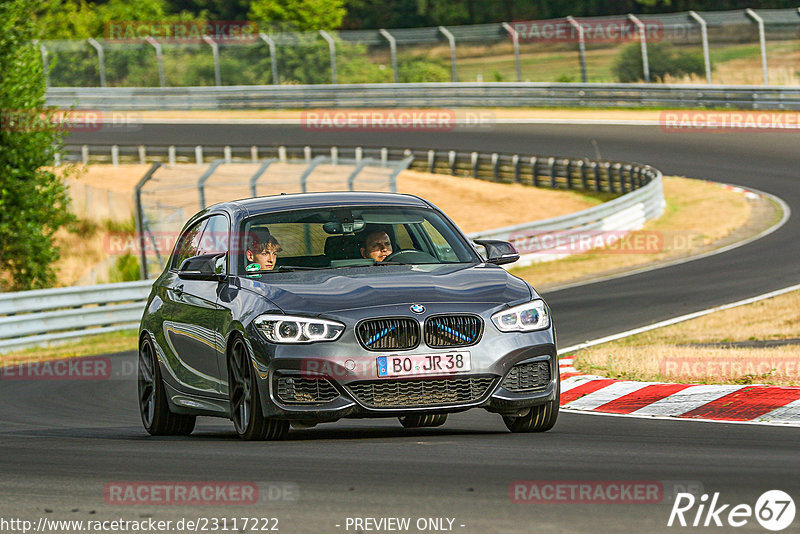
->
228;336;289;441
138;333;196;436
502;382;559;433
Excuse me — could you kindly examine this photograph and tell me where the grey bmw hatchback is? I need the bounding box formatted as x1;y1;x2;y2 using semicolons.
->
138;192;559;440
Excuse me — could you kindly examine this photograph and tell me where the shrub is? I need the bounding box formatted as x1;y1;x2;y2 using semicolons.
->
613;42;706;83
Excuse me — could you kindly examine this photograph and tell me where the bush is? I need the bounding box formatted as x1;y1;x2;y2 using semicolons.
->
397;55;450;83
613;42;706;83
109;253;141;282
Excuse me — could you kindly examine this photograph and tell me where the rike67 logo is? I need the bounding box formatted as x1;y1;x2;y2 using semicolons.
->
668;490;795;531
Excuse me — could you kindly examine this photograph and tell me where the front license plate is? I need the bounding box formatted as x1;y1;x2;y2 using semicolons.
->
377;352;471;378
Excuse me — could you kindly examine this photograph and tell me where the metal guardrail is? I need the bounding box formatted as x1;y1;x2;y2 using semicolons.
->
0;281;152;353
46;82;800;110
3;147;662;353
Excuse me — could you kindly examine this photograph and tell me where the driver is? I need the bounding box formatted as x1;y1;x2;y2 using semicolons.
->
360;230;392;262
245;228;281;274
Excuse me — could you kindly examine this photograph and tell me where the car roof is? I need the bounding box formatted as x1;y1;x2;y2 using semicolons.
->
225;191;432;216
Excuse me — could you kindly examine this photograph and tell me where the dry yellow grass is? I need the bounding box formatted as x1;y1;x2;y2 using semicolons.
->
0;330;139;367
511;177;754;288
573;290;800;386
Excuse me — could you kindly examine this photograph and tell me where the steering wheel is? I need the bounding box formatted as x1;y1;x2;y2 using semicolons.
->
383;249;438;264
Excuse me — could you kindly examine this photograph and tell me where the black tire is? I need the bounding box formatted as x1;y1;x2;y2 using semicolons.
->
399;413;448;428
502;381;560;433
228;336;289;441
138;333;196;436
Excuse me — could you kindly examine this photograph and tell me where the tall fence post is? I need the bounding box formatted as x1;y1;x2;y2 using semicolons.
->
259;33;279;85
689;11;712;84
145;36;165;88
566;17;587;83
746;9;769;86
438;26;458;82
202;35;221;86
379;29;398;83
87;38;106;87
134;162;162;280
319;30;337;84
501;22;522;82
628;14;650;83
197;159;225;209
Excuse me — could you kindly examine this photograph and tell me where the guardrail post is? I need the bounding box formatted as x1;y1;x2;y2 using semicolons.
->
168;145;176;165
138;145;146;164
279;146;287;162
547;156;556;188
512;154;520;183
53;151;60;166
501;22;522;82
202;35;221;86
195;145;203;165
319;30;338;84
81;145;89;164
628;14;650;83
145;36;165;87
355;147;363;163
381;147;388;166
746;9;769;85
198;159;225;209
259;33;279;85
448;150;456;175
87;38;106;87
379;29;398;83
224;146;232;163
530;156;538;187
566;17;587;83
438;26;458;82
134;162;162;279
251;145;258;163
491;153;499;181
331;146;338;165
689;11;712;84
250;158;276;196
428;149;435;172
304;146;312;163
111;145;119;166
469;152;479;177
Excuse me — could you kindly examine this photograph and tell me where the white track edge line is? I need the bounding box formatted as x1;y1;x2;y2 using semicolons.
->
558;282;800;355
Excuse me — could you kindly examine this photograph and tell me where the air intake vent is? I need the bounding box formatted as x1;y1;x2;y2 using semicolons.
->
347;376;495;409
424;315;483;348
275;376;339;404
501;361;551;392
357;318;420;351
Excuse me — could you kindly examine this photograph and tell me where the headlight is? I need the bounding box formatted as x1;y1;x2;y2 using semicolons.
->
254;314;345;344
491;300;550;332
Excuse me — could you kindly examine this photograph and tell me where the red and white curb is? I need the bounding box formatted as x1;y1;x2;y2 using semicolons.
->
558;359;800;426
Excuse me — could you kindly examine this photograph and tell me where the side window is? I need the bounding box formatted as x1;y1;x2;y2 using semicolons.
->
197;215;229;274
171;219;207;270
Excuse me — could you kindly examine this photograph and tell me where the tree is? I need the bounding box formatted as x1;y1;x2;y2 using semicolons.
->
249;0;347;32
0;0;75;291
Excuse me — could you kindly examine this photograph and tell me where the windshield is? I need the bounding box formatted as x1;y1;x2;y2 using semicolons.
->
238;206;478;273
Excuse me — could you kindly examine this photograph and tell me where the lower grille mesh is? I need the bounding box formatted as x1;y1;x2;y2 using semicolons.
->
347;376;495;408
501;362;551;392
275;376;339;404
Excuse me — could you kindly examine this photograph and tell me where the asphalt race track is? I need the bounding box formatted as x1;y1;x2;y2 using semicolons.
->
0;123;797;533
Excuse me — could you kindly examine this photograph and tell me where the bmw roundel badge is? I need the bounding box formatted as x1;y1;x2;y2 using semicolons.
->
410;304;425;314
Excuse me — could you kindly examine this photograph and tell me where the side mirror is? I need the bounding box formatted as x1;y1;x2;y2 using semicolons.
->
473;239;520;266
178;254;225;281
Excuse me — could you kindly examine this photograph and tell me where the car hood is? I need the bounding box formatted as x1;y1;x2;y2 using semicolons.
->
239;263;532;315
